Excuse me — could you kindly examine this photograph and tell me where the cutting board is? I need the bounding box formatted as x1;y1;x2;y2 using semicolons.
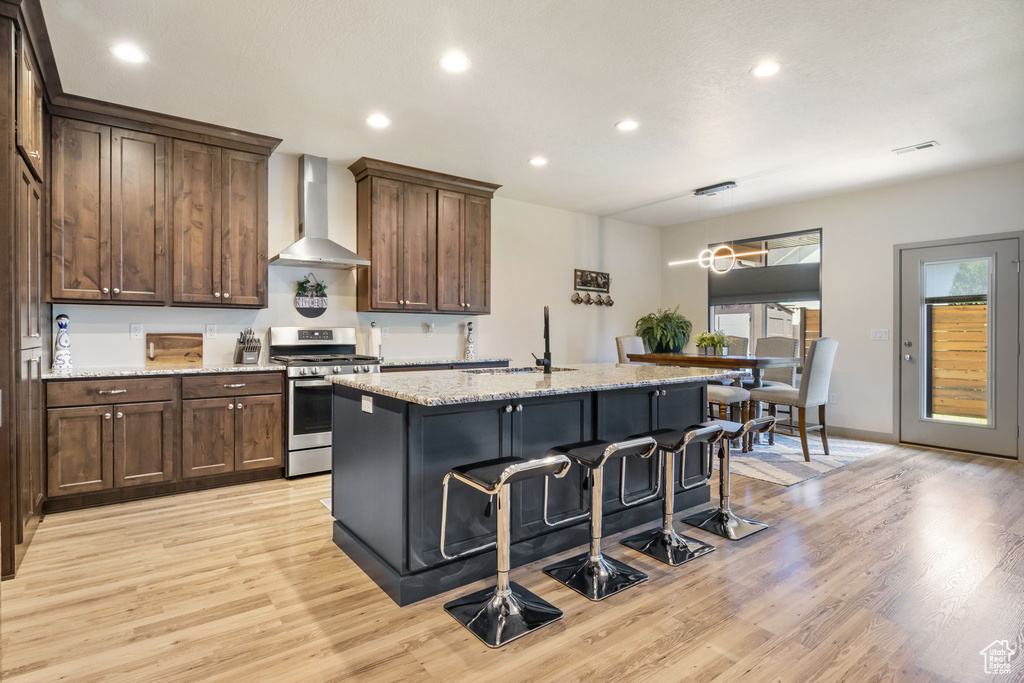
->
145;333;204;367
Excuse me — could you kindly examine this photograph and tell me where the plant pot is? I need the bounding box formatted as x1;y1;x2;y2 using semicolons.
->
699;346;729;356
651;340;683;354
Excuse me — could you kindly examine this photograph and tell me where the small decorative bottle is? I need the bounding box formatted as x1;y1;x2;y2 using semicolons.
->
53;314;73;373
465;322;476;361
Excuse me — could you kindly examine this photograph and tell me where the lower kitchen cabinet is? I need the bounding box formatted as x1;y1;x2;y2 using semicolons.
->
182;397;237;478
235;394;283;471
113;401;174;487
47;405;114;497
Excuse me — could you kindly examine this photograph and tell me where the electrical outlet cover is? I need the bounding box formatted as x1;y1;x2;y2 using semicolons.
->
205;325;217;339
130;323;143;340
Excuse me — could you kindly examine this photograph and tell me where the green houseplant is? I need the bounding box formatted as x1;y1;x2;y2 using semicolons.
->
694;330;728;355
634;307;693;353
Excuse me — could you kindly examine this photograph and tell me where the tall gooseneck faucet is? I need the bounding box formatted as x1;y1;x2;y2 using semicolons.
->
533;306;552;374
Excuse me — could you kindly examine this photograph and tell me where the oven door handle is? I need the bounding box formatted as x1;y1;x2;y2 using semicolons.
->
293;379;331;388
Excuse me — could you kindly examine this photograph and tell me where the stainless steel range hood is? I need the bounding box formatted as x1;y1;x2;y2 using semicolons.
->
269;154;370;270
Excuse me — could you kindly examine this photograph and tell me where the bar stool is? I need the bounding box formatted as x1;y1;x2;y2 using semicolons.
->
620;424;724;565
440;454;572;648
541;436;658;601
682;416;776;540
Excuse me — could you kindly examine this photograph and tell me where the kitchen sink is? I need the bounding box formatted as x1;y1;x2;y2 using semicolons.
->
462;366;578;375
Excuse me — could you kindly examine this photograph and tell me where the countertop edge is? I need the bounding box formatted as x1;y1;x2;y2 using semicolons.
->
43;365;284;380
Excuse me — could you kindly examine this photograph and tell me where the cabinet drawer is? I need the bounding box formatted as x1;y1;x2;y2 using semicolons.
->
182;372;282;399
47;377;176;408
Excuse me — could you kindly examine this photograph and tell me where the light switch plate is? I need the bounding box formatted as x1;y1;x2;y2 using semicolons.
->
361;395;373;413
381;327;389;339
130;323;143;340
205;325;217;339
829;393;837;404
870;329;890;341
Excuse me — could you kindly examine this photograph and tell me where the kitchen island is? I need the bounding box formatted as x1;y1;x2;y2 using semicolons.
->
328;363;741;605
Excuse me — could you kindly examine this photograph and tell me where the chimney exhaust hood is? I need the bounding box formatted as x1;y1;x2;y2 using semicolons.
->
269;154;370;270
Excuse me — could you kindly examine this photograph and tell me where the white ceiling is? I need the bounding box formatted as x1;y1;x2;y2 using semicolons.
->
41;0;1024;227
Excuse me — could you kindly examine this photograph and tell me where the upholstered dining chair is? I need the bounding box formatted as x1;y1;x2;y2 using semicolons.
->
616;336;650;364
748;337;839;461
746;336;800;387
725;336;748;357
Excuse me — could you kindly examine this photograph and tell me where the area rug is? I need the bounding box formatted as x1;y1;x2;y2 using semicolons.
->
728;433;892;486
320;498;332;511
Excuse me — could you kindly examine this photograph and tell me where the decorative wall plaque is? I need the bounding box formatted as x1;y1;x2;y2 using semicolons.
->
574;269;611;293
295;274;328;318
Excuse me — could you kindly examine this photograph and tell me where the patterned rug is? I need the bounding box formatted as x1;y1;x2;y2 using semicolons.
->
729;433;892;486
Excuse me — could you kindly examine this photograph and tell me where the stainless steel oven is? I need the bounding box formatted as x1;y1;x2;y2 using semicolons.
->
289;378;333;451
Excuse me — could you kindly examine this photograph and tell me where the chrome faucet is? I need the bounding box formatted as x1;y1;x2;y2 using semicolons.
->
533;306;552;374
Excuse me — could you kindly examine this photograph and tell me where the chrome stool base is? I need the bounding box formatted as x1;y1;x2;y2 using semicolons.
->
682;507;768;540
443;582;563;649
543;553;649;601
620;526;716;566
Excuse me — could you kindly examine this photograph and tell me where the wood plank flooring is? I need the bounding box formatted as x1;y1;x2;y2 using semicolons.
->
2;445;1023;682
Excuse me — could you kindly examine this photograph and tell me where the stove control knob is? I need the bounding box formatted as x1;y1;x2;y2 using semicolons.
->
363;365;372;373
333;366;341;373
353;366;362;373
311;367;321;375
299;367;308;376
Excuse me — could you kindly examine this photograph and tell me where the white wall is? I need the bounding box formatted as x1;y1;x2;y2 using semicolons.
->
54;154;662;368
661;160;1024;438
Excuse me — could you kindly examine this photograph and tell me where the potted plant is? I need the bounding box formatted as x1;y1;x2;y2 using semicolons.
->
634;307;693;353
694;330;729;355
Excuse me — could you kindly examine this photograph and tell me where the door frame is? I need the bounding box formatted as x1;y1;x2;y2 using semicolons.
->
893;230;1023;461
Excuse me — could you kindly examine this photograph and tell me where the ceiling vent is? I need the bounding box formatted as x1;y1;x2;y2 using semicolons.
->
694;181;737;196
893;141;940;155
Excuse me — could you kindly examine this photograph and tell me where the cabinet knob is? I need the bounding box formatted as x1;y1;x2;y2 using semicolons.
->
400;299;405;305
515;404;523;412
102;287;110;294
103;412;111;420
661;390;667;396
228;403;234;410
116;412;123;419
504;405;513;413
236;403;243;409
223;293;230;299
112;287;120;294
214;292;221;298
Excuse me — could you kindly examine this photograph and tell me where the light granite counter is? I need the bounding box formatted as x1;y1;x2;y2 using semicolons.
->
380;357;511;368
43;364;283;380
327;362;742;406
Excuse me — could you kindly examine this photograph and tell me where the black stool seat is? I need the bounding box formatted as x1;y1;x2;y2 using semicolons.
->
451;456;572;493
547;437;657;469
701;419;744;440
632;424;724;453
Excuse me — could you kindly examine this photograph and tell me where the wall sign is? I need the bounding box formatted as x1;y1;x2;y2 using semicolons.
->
574;269;611;292
295;273;328;318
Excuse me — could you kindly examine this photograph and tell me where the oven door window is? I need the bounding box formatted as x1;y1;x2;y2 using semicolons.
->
291;381;332;436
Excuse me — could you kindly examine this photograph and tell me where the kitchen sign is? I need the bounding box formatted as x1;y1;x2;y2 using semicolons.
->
295;274;328;318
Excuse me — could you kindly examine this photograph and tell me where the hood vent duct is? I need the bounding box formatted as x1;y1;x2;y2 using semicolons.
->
270;154;370;270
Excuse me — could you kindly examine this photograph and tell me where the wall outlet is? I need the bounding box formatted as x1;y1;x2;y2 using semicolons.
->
870;329;890;341
828;393;838;404
426;323;435;338
361;395;373;413
130;323;143;340
381;327;389;339
205;325;217;339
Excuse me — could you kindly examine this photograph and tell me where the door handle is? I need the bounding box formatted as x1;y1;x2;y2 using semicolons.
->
904;354;913;361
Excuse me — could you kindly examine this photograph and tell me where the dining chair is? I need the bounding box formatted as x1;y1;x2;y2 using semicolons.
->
616;336;650;364
725;336;748;357
748;336;800;386
748;337;839;461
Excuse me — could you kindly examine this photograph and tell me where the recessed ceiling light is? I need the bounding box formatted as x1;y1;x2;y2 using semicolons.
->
751;61;780;77
366;113;391;128
528;157;548;167
440;51;471;73
615;119;640;131
109;43;148;64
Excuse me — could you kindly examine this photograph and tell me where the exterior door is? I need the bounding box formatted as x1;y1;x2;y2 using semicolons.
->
899;238;1019;457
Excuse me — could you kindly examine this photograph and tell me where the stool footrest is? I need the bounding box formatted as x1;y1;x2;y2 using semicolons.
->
621;527;715;566
443;582;563;648
543;552;648;601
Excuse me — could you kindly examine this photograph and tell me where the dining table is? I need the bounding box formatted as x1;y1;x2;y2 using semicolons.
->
627;352;804;444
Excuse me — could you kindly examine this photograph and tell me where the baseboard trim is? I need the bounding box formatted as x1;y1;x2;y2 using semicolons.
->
827;426;897;444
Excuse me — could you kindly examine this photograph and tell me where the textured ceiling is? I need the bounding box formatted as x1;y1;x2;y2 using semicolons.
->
41;0;1024;226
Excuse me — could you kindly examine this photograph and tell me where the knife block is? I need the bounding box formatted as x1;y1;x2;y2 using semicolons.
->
233;341;261;364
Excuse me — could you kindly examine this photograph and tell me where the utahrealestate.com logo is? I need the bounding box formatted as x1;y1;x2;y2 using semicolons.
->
980;640;1017;675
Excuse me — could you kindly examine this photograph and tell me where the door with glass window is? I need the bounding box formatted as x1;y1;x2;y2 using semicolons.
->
899;239;1019;457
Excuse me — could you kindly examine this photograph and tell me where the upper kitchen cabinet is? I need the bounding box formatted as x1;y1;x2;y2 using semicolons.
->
349;157;499;315
16;156;43;348
172;141;267;308
16;30;43;180
51;119;168;304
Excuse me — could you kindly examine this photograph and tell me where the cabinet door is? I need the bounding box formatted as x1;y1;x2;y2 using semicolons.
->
436;190;465;312
595;387;660;515
16;158;42;347
172;140;222;304
657;383;708;489
462;195;490;313
221;150;267;307
368;177;403;310
113;401;174;487
400;183;436;311
51;118;111;301
182;398;235;478
111;129;169;303
47;405;114;497
234;394;282;470
16;31;43;179
17;351;44;539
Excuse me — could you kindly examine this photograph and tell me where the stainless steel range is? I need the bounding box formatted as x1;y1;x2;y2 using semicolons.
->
268;326;380;477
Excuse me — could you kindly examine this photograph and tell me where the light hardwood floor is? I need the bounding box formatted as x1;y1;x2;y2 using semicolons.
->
2;446;1023;682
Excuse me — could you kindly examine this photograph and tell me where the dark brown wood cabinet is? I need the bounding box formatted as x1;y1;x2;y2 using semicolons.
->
47;405;114;497
16;156;42;347
15;30;42;180
16;350;43;540
113;401;174;486
350;158;499;315
182;397;236;478
235;394;283;471
172;141;267;308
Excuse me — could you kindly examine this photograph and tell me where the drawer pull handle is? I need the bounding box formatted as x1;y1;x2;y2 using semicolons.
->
98;389;127;395
223;383;246;388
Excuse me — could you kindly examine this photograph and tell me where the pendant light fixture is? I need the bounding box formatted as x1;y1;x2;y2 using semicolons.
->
667;180;768;273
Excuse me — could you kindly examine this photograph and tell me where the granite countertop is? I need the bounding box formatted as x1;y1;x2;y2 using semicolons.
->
43;363;284;380
327;363;743;406
381;357;511;367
